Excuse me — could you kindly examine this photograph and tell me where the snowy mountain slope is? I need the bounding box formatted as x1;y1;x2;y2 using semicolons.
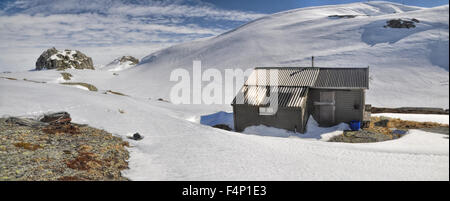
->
0;1;449;181
114;1;449;108
0;78;448;180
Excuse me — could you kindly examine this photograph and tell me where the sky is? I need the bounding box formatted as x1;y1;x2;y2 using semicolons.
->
0;0;448;72
205;0;449;13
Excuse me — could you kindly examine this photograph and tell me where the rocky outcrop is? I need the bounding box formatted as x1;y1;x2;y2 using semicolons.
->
35;47;94;70
101;56;139;72
384;18;418;29
118;56;139;65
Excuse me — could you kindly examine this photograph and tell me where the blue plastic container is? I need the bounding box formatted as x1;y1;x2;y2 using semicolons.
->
349;120;361;131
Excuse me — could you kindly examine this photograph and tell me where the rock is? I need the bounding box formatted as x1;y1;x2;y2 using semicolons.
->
392;129;408;135
157;98;170;103
328;14;357;19
35;47;94;70
384;19;416;29
102;56;139;72
118;56;139;65
5;117;48;128
374;119;389;127
212;124;232;131
39;112;71;124
128;133;143;140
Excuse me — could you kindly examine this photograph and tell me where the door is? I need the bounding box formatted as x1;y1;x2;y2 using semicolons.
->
319;91;335;126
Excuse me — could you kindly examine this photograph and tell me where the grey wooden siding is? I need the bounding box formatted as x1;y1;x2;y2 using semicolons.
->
233;105;305;132
308;89;364;126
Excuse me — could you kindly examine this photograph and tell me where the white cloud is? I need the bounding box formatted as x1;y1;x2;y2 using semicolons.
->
0;0;266;71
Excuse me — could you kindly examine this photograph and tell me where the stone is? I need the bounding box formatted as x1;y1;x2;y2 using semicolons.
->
374;119;389;127
5;117;48;128
35;47;94;70
212;124;232;131
39;112;71;124
384;19;417;29
118;56;139;65
128;133;143;141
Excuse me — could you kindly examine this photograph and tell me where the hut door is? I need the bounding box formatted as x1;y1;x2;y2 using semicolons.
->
319;91;335;125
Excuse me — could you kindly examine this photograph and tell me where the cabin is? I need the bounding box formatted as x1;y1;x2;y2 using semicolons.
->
231;67;370;133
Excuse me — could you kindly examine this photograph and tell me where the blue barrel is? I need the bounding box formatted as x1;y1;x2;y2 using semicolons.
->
349;120;361;131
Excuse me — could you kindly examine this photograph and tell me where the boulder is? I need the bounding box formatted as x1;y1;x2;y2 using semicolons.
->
384;19;417;29
5;117;48;128
35;47;94;70
39;112;71;124
127;132;143;140
118;56;139;65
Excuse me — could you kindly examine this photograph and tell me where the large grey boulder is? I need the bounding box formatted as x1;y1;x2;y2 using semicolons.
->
35;47;94;70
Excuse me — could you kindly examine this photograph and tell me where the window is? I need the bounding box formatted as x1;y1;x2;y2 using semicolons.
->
259;107;276;115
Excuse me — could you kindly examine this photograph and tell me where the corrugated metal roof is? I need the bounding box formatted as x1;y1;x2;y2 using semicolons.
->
244;67;368;89
234;67;368;108
232;85;308;107
313;68;369;89
245;68;319;86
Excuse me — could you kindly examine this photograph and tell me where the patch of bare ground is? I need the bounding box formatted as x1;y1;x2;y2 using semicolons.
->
0;115;129;181
105;90;128;96
60;82;98;91
60;72;73;81
329;116;449;143
0;76;17;80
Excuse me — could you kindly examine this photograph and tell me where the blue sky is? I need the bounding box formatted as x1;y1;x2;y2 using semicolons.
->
205;0;449;13
0;0;448;71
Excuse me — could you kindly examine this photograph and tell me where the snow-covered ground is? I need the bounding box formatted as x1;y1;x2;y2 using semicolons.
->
0;1;449;180
1;70;448;180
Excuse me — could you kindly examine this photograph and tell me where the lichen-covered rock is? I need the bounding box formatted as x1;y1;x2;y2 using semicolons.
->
35;47;94;70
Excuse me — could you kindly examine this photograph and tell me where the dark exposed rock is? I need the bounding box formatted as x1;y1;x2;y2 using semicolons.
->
212;124;232;131
127;132;143;140
374;119;389;127
39;112;71;124
384;19;417;29
5;117;48;128
35;47;94;70
157;98;170;103
328;14;357;19
392;129;408;135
